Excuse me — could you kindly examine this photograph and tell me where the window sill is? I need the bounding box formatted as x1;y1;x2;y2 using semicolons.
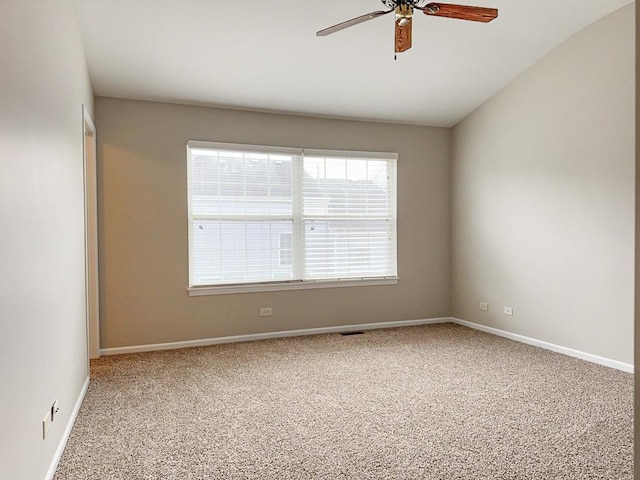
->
188;277;398;296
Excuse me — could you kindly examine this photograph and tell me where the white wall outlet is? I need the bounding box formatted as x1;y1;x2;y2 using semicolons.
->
479;302;489;311
51;400;59;422
504;306;513;316
42;412;51;440
259;307;272;317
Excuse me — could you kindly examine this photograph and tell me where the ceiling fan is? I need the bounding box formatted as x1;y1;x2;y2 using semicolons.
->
317;1;498;54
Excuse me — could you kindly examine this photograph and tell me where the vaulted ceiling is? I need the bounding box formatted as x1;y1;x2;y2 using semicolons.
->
76;0;632;126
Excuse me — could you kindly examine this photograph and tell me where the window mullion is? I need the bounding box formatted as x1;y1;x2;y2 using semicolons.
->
292;153;305;280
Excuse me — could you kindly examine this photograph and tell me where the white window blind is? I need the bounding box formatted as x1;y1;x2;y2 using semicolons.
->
187;141;397;293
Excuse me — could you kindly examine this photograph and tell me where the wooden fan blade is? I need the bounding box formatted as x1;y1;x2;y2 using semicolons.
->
423;3;498;23
395;17;412;53
317;9;393;36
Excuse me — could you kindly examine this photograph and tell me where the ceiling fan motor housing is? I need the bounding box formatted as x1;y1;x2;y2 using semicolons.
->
381;0;429;7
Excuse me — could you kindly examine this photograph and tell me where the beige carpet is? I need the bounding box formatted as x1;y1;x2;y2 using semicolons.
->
54;324;633;479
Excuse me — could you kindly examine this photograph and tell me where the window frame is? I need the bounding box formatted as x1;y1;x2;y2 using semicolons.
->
186;140;398;296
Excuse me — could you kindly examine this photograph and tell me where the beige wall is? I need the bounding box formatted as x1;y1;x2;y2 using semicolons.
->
0;1;93;479
452;5;635;364
96;98;451;348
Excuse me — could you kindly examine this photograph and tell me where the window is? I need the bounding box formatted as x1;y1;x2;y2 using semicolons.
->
278;232;293;266
187;141;397;295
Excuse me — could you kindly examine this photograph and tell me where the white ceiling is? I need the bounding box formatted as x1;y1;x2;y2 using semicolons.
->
75;0;632;127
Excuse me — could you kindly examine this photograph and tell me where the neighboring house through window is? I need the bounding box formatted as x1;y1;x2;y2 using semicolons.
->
279;232;293;267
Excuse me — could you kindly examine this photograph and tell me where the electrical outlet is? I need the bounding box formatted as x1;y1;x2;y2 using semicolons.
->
51;400;59;422
504;306;513;316
259;307;272;317
479;302;489;311
42;412;51;440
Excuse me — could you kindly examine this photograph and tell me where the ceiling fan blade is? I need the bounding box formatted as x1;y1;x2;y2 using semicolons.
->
316;9;393;36
422;3;498;23
395;17;412;53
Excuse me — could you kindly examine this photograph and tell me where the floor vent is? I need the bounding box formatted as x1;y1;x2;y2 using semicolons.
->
340;331;365;336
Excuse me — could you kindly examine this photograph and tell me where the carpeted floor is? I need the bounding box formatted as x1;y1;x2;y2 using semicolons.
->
54;323;633;479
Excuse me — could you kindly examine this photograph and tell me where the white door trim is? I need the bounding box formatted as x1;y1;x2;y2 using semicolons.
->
83;105;100;359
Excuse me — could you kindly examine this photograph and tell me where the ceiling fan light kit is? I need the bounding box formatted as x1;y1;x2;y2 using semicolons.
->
317;0;498;54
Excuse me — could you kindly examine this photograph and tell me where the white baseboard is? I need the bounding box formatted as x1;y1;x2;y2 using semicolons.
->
99;317;633;374
100;317;451;356
44;376;90;480
451;317;634;374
